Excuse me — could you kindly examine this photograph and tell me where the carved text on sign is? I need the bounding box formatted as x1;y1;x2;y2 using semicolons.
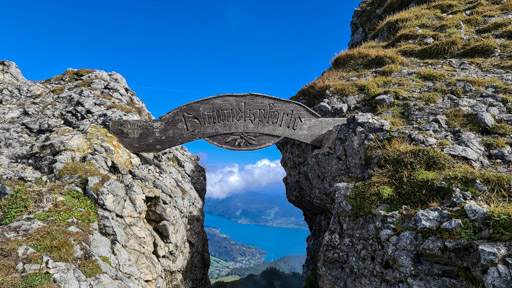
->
110;93;346;152
188;103;303;130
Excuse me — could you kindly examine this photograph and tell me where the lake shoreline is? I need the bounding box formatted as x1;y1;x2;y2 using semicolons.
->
204;213;309;262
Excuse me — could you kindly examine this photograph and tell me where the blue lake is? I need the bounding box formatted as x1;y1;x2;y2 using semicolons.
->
205;213;309;262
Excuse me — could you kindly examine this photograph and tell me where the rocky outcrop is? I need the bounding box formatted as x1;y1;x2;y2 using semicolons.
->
349;0;435;48
0;61;210;287
280;0;512;287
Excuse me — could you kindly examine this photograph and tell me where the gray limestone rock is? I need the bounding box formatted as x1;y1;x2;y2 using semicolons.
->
479;243;507;266
17;244;36;259
374;94;394;107
444;145;480;161
315;102;332;115
423;37;435;44
477;111;496;129
440;219;462;230
484;265;512;288
464;200;488;222
0;61;210;288
0;61;26;83
464;82;475;93
0;183;11;200
414;208;451;230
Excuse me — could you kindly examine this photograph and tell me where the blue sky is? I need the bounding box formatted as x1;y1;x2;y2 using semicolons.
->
2;0;361;197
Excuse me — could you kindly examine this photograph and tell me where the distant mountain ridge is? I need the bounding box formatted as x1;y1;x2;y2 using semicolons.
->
204;192;307;230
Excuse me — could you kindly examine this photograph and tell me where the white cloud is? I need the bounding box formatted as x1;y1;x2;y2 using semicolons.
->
206;159;286;199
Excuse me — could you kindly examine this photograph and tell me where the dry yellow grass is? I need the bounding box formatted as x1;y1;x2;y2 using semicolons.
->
331;47;407;71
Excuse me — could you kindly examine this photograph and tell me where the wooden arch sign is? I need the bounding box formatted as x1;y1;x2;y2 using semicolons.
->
110;93;345;152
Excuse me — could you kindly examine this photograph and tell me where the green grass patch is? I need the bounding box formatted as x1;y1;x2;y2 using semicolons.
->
58;162;108;184
503;0;512;12
477;19;511;34
501;95;512;105
51;86;65;95
331;47;406;71
489;207;512;241
416;69;447;81
404;37;463;59
484;137;508;150
34;189;98;224
458;267;484;288
377;105;407;127
419;92;441;105
76;79;92;88
0;185;32;225
107;103;135;114
356;81;381;99
54;69;94;82
372;5;440;41
99;256;112;267
21;272;54;288
490;122;512;136
0;223;90;264
26;226;79;262
446;108;483;133
460;39;499;58
347;139;512;218
429;0;463;14
78;259;102;278
292;83;329;107
0;223;93;286
348;140;454;218
381;64;402;76
437;140;453;147
385;28;439;48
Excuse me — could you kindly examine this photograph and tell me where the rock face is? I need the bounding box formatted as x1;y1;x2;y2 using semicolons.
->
0;61;210;287
280;0;512;287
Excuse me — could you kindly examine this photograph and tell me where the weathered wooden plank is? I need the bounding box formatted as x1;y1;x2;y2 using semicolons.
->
110;93;346;152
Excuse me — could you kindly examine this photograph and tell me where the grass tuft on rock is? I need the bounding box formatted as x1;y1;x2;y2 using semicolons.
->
58;162;108;184
21;272;54;288
477;19;512;34
403;37;464;59
34;189;98;224
348;139;512;219
483;137;508;150
0;185;32;225
380;64;402;76
78;259;103;278
446;108;483;133
99;256;112;267
419;92;441;104
54;69;94;82
348;139;454;218
460;39;499;58
331;48;406;71
416;69;447;81
489;207;512;241
490;122;512;136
